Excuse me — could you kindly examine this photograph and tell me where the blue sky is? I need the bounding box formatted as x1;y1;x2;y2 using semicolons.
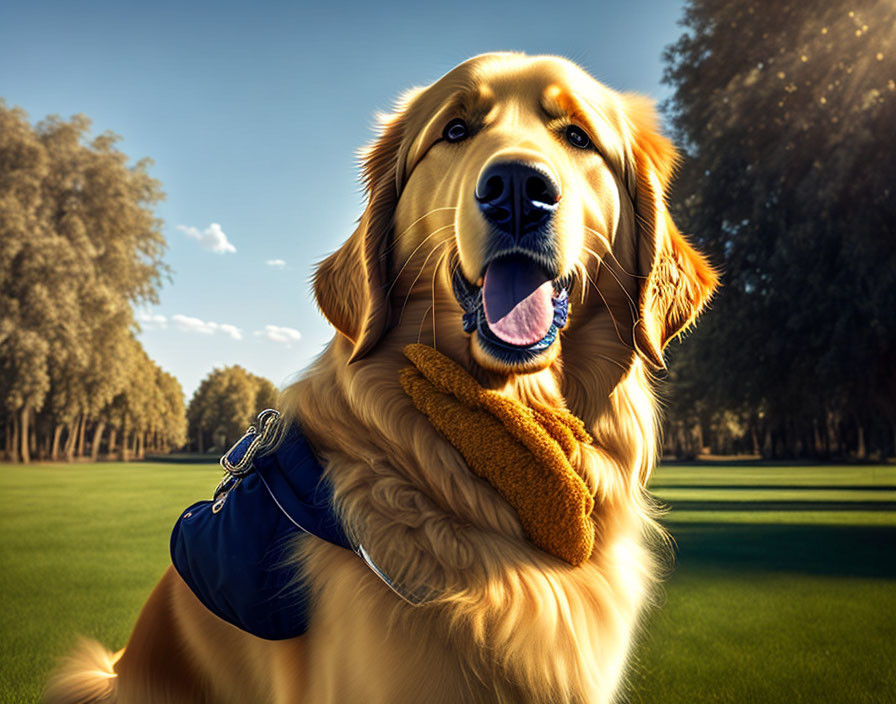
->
1;0;684;399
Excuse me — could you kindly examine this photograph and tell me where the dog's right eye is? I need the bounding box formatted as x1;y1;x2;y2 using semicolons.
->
443;118;469;143
565;125;592;150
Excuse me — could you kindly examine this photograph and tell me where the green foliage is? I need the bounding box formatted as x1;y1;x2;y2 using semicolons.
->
0;104;184;461
662;0;896;458
186;366;280;452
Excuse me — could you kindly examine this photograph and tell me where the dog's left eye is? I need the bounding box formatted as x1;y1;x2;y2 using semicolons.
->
443;118;469;143
565;125;592;150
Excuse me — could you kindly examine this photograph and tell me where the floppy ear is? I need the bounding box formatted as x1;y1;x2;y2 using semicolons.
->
624;96;719;370
313;94;416;362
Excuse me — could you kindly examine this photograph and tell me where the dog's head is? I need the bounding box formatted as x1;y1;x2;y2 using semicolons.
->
314;53;716;383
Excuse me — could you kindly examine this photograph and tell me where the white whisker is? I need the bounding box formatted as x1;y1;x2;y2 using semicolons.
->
386;224;455;300
382;207;457;259
416;304;433;344
582;224;643;279
594;283;635;352
582;245;638;314
396;239;452;329
430;248;451;349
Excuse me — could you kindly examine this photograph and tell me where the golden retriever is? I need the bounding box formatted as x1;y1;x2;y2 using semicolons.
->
45;52;716;704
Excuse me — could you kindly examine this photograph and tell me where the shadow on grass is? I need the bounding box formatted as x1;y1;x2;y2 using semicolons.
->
666;522;896;579
661;458;895;466
661;500;895;511
652;484;896;492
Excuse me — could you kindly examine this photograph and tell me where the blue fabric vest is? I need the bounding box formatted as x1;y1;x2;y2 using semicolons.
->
170;418;353;640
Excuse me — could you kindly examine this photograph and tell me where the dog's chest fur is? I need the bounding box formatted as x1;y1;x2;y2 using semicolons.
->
282;348;658;704
292;465;650;704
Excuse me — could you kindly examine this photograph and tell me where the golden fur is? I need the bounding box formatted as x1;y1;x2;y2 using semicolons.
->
45;53;717;704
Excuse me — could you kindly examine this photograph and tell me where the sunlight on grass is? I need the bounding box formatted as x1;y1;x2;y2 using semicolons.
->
0;462;220;703
627;463;896;704
0;461;894;703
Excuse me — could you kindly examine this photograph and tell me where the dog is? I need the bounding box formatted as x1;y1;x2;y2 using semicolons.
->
45;52;716;703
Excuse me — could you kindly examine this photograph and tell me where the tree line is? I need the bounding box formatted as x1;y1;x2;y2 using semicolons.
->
185;365;279;454
0;104;190;462
659;0;895;459
0;105;288;463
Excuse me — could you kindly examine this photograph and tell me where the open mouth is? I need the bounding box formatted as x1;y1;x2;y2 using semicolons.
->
453;254;571;365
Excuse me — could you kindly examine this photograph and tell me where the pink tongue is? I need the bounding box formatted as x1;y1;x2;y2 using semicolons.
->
482;256;554;346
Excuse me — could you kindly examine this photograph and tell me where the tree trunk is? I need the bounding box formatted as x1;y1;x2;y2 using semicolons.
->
76;416;87;458
813;420;824;458
856;425;867;460
29;420;37;457
135;431;144;460
763;428;773;458
674;424;685;460
826;411;839;457
120;421;129;462
792;421;803;457
51;424;64;461
90;421;106;462
107;427;118;459
63;417;79;462
197;427;204;454
11;413;20;463
19;404;31;464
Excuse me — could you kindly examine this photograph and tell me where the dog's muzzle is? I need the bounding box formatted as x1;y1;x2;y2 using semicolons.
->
453;267;571;362
475;160;561;246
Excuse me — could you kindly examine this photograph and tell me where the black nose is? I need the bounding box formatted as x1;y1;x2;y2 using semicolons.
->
475;162;560;238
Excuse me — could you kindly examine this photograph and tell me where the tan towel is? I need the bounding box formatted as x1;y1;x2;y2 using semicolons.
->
399;344;595;566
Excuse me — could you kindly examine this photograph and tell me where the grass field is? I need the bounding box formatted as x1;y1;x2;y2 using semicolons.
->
1;461;894;703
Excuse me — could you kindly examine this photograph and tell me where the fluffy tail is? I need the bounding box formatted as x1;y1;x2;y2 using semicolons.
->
43;638;121;704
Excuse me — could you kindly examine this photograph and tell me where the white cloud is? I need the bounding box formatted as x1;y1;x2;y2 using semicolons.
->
172;314;243;340
137;311;167;330
254;324;302;345
266;259;286;269
217;324;243;340
172;314;216;335
177;222;237;254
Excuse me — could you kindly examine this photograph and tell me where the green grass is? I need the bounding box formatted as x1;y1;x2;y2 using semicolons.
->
0;462;221;703
628;464;896;704
1;462;894;703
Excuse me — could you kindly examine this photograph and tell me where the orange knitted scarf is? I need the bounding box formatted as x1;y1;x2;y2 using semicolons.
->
399;344;595;566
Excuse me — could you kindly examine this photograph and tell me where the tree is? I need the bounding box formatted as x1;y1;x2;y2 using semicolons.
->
662;0;896;458
0;103;181;462
157;369;188;453
187;367;280;453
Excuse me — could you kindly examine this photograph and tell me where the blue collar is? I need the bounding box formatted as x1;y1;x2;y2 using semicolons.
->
171;410;428;641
